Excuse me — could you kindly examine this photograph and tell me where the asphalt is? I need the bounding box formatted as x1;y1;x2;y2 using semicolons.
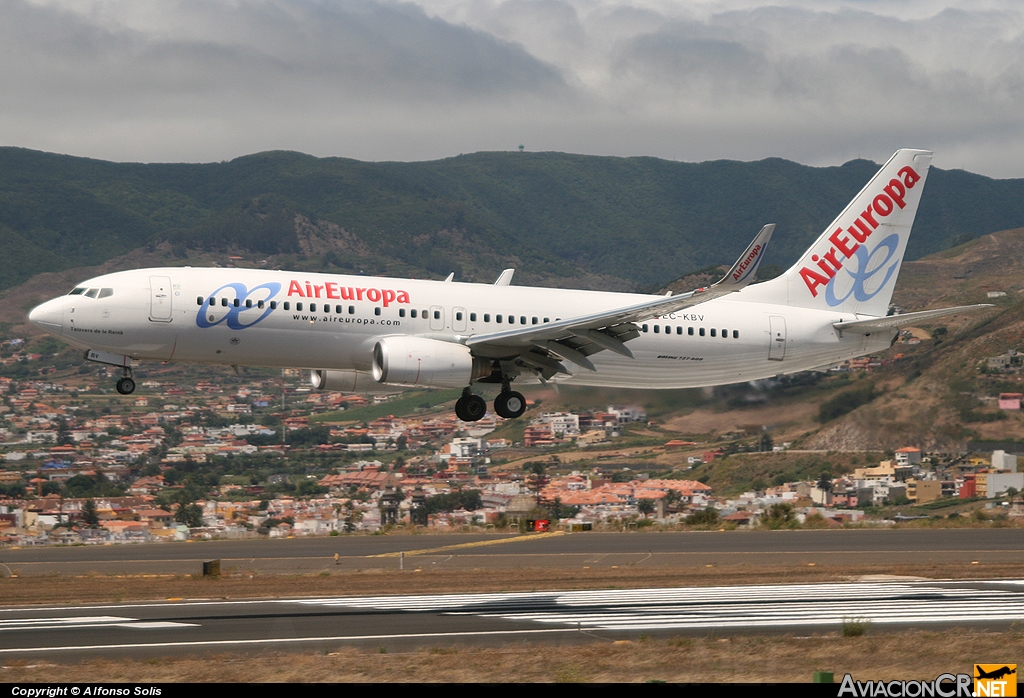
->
3;578;1024;659
1;529;1022;575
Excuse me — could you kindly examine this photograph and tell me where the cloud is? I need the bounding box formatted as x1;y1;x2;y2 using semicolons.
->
1;0;1023;176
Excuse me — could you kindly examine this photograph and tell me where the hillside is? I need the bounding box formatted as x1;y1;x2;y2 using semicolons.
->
2;147;1024;295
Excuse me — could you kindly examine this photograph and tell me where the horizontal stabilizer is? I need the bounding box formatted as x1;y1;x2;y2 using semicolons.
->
833;305;993;336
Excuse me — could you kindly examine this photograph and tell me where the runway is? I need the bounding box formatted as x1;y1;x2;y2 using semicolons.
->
2;529;1022;575
2;578;1023;658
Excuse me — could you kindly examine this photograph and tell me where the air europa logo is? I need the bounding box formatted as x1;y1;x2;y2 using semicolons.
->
733;244;762;282
287;280;410;307
800;165;922;300
197;282;280;330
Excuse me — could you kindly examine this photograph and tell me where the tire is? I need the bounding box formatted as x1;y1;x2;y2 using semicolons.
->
463;395;487;421
116;377;136;395
494;390;526;419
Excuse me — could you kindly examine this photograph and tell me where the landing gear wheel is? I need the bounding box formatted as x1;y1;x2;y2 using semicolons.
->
494;390;526;419
116;377;136;395
455;394;487;422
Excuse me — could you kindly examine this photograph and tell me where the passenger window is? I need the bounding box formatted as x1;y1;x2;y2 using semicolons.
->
654;325;660;334
664;325;670;334
544;318;549;323
270;301;277;310
470;313;477;322
721;329;727;338
496;315;502;323
310;303;316;312
456;311;463;321
676;327;682;335
221;298;228;307
375;307;381;316
710;329;716;337
484;314;490;322
85;288;99;299
258;300;265;309
699;328;705;336
197;297;204;306
246;299;253;308
520;316;526;325
733;330;739;339
432;310;439;319
422;309;428;318
284;302;290;310
509;315;515;325
532;317;538;325
642;324;648;332
399;309;406;317
411;309;417;318
297;303;303;311
688;327;694;336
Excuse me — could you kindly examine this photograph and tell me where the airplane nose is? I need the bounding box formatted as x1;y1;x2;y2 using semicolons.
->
28;299;64;335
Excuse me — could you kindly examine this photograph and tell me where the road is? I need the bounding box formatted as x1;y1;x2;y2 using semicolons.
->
2;578;1023;658
1;529;1021;575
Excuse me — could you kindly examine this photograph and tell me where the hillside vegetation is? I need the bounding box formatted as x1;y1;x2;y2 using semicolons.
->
2;147;1024;294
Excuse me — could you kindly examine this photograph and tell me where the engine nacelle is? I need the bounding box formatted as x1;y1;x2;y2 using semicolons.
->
309;369;398;395
371;335;488;389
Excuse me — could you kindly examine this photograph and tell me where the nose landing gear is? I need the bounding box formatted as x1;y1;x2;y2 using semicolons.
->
115;368;136;395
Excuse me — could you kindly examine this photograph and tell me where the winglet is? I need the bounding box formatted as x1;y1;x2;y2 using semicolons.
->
494;269;515;286
444;272;455;283
714;224;775;290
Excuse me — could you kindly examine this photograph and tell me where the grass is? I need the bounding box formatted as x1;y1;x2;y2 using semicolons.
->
2;629;1020;682
311;389;462;424
841;618;871;637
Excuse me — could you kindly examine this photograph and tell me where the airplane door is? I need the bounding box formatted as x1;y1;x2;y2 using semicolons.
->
149;276;173;322
429;305;445;331
768;315;786;361
452;307;467;333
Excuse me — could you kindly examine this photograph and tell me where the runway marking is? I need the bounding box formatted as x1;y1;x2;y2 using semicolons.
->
0;616;197;632
368;532;567;557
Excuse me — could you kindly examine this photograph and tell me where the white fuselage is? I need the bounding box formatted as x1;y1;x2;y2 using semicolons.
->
29;267;893;389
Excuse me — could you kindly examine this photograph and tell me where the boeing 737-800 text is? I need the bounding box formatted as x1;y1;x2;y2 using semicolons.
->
28;149;989;421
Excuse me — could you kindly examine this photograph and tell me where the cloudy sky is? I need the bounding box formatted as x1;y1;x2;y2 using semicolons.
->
2;0;1023;175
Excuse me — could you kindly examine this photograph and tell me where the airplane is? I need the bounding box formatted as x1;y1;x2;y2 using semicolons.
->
28;148;991;422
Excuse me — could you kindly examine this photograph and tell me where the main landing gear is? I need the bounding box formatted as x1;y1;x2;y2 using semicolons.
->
455;382;527;422
115;368;136;395
455;388;487;422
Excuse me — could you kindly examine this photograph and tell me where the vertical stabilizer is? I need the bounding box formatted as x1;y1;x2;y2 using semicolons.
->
747;149;933;316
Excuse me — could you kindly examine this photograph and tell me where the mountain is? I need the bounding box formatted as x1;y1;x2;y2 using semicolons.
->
1;147;1023;295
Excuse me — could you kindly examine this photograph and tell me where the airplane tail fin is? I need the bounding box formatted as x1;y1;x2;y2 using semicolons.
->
746;149;933;316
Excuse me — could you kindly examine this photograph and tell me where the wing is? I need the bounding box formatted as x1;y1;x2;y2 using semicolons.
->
466;224;775;377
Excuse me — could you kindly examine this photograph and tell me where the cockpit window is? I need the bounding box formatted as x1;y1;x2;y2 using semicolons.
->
84;288;99;299
69;287;86;295
98;288;113;299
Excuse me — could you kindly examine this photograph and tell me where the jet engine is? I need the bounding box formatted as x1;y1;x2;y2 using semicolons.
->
371;335;489;389
309;369;397;395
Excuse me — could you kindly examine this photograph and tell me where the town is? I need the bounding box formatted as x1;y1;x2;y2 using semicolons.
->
2;339;1023;545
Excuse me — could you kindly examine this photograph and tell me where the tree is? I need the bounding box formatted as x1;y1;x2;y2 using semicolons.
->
175;503;204;528
82;498;100;528
816;472;833;494
637;498;656;518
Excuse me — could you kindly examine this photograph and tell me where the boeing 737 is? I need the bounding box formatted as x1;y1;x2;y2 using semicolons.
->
28;149;989;421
